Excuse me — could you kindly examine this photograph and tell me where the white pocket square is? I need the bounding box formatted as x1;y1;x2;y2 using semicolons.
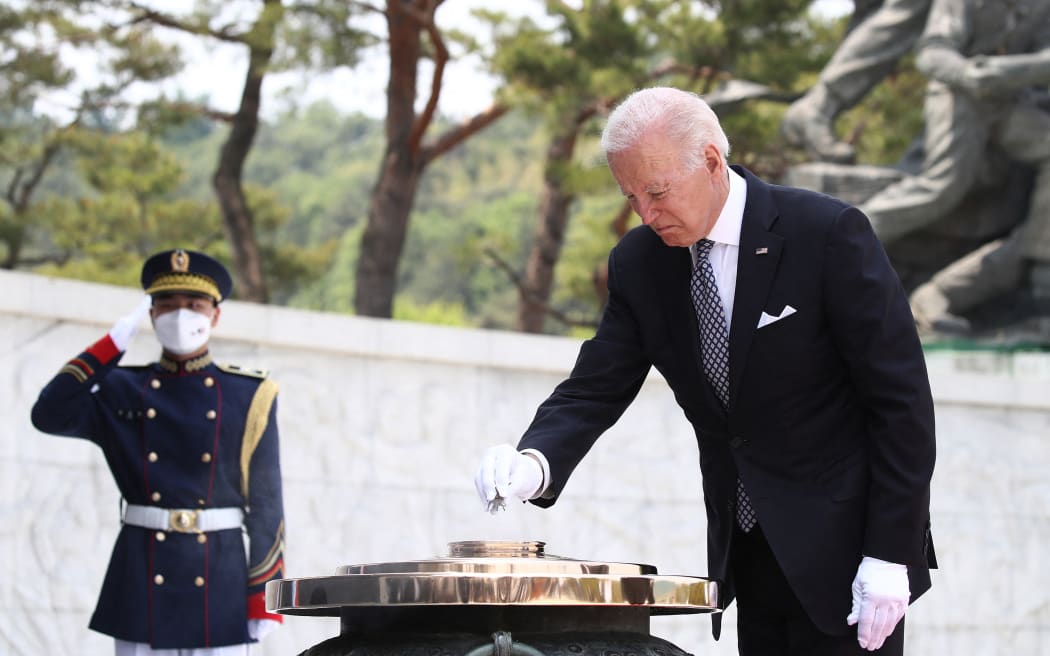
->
757;305;797;329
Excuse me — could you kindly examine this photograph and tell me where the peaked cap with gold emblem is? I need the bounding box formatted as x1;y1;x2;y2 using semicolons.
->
140;249;233;303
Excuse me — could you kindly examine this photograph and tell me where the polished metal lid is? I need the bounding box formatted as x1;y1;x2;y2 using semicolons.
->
266;540;719;616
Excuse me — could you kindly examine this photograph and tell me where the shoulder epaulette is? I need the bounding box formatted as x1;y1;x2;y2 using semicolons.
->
217;362;269;379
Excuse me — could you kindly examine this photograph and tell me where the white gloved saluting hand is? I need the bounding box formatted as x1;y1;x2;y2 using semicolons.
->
474;444;543;512
846;556;910;651
109;295;153;352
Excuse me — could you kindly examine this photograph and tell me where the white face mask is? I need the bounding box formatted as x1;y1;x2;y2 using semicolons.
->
153;308;212;355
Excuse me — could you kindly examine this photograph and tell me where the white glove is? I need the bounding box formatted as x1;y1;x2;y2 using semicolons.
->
846;556;910;651
108;295;153;351
474;444;543;512
248;618;280;641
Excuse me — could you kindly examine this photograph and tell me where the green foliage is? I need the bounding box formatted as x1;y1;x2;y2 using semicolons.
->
722;100;796;178
9;116;336;303
136;96;216;135
3;0;930;335
287;225;363;313
251;103;385;244
243;181;341;304
393;298;471;327
33;128;223;284
0;0;189;268
760;12;846;88
396;111;546;330
106;28;184;82
551;192;624;320
485;0;649;122
69;130;184;196
840;57;927;165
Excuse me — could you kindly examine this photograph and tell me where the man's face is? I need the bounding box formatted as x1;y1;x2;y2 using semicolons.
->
607;129;730;248
150;292;220;327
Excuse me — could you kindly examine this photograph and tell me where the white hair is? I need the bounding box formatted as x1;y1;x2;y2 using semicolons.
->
600;87;730;172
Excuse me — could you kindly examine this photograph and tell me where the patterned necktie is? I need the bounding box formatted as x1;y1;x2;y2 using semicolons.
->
690;239;757;533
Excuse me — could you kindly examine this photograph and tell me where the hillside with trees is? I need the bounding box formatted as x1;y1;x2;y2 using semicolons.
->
1;0;925;336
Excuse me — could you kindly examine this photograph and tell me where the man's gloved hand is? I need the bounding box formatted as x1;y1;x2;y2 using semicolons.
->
474;444;543;513
248;618;280;641
109;295;153;351
846;556;910;651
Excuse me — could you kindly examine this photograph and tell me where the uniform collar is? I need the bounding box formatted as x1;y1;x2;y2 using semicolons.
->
157;351;213;374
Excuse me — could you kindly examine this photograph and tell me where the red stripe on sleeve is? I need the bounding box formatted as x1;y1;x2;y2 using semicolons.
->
248;590;284;622
86;334;121;364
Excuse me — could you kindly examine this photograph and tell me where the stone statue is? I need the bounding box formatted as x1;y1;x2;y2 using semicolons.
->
781;0;933;162
859;0;1050;334
782;0;1050;340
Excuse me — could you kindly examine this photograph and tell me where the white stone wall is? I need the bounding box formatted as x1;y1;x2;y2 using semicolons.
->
2;269;1048;655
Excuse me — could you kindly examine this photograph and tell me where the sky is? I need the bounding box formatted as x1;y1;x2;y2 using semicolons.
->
40;0;853;123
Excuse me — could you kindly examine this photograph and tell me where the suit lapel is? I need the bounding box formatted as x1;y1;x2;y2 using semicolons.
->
728;169;783;407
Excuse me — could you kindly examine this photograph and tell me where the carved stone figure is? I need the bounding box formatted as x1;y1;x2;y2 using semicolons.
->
781;0;933;162
783;0;1050;339
858;0;1050;334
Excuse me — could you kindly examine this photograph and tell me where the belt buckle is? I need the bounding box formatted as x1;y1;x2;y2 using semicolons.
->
169;509;200;533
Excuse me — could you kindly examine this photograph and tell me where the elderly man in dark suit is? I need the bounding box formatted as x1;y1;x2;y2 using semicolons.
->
475;87;937;655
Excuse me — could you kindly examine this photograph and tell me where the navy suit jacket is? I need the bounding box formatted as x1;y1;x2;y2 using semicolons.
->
519;166;937;637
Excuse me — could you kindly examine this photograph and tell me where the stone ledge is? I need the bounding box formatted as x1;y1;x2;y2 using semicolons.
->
926;350;1050;410
6;270;1050;411
0;270;581;375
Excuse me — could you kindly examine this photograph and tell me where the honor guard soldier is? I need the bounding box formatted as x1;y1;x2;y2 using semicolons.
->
31;249;286;656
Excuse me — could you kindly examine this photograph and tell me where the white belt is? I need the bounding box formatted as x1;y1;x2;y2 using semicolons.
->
123;504;244;533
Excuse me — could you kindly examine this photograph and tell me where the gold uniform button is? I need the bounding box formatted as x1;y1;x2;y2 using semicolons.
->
198;499;206;506
154;574;164;585
201;452;212;463
146;408;157;419
150;379;161;389
204;377;215;387
155;531;166;541
197;534;207;544
206;409;216;420
151;491;161;502
194;576;205;587
148;452;158;463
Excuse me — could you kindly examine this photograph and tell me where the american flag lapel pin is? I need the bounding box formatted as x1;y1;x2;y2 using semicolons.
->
755;247;768;255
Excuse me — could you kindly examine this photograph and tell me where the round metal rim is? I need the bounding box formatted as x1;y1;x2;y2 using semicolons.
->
337;558;658;576
266;571;719;616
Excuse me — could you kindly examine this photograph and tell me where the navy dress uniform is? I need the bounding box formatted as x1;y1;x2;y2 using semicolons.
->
31;249;286;650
